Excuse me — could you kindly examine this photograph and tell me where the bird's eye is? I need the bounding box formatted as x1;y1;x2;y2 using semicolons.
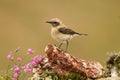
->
53;22;58;24
51;22;60;27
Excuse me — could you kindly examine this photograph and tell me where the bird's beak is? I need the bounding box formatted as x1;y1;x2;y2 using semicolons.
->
46;21;51;23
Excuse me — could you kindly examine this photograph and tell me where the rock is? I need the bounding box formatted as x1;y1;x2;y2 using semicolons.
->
43;44;104;79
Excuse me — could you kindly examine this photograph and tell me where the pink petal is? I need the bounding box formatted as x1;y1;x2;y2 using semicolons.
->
17;57;22;62
27;49;34;54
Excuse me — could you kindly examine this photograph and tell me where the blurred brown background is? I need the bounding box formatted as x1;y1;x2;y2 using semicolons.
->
0;0;120;70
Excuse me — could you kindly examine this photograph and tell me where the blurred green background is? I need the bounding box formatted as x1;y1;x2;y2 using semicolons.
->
0;0;120;70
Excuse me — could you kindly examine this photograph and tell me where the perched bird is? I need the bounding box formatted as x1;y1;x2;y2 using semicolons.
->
46;18;87;52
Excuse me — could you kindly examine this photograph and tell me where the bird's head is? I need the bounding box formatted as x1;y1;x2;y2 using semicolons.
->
46;18;62;27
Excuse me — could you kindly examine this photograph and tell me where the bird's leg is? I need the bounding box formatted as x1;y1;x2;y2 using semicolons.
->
65;40;69;52
58;43;63;48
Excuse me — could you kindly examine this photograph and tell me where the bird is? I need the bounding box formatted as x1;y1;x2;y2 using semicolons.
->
46;18;87;52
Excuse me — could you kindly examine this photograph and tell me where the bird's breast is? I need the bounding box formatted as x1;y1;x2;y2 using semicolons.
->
51;28;73;43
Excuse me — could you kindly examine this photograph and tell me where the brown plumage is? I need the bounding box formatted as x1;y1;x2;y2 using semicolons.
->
59;27;88;36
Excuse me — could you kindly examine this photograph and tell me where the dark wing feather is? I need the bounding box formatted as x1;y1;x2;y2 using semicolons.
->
58;27;80;35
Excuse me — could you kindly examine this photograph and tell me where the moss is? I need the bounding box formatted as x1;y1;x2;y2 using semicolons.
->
29;70;87;80
105;54;120;77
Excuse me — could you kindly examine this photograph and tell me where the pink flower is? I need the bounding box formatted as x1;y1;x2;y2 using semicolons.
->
11;78;15;80
25;68;31;73
7;52;13;60
27;48;34;54
17;57;22;62
13;72;19;78
13;65;17;70
30;55;42;67
20;66;24;70
34;55;42;63
30;60;37;67
14;67;20;73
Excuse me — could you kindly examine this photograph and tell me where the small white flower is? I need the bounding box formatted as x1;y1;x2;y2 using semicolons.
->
43;57;49;63
111;66;118;77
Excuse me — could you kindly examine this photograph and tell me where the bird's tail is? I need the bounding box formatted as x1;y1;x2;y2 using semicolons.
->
73;33;88;37
78;33;88;36
75;32;88;36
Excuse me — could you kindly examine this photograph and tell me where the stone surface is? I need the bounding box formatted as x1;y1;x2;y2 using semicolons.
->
44;44;104;79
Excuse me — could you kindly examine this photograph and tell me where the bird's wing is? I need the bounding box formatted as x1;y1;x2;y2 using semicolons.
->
58;27;80;35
